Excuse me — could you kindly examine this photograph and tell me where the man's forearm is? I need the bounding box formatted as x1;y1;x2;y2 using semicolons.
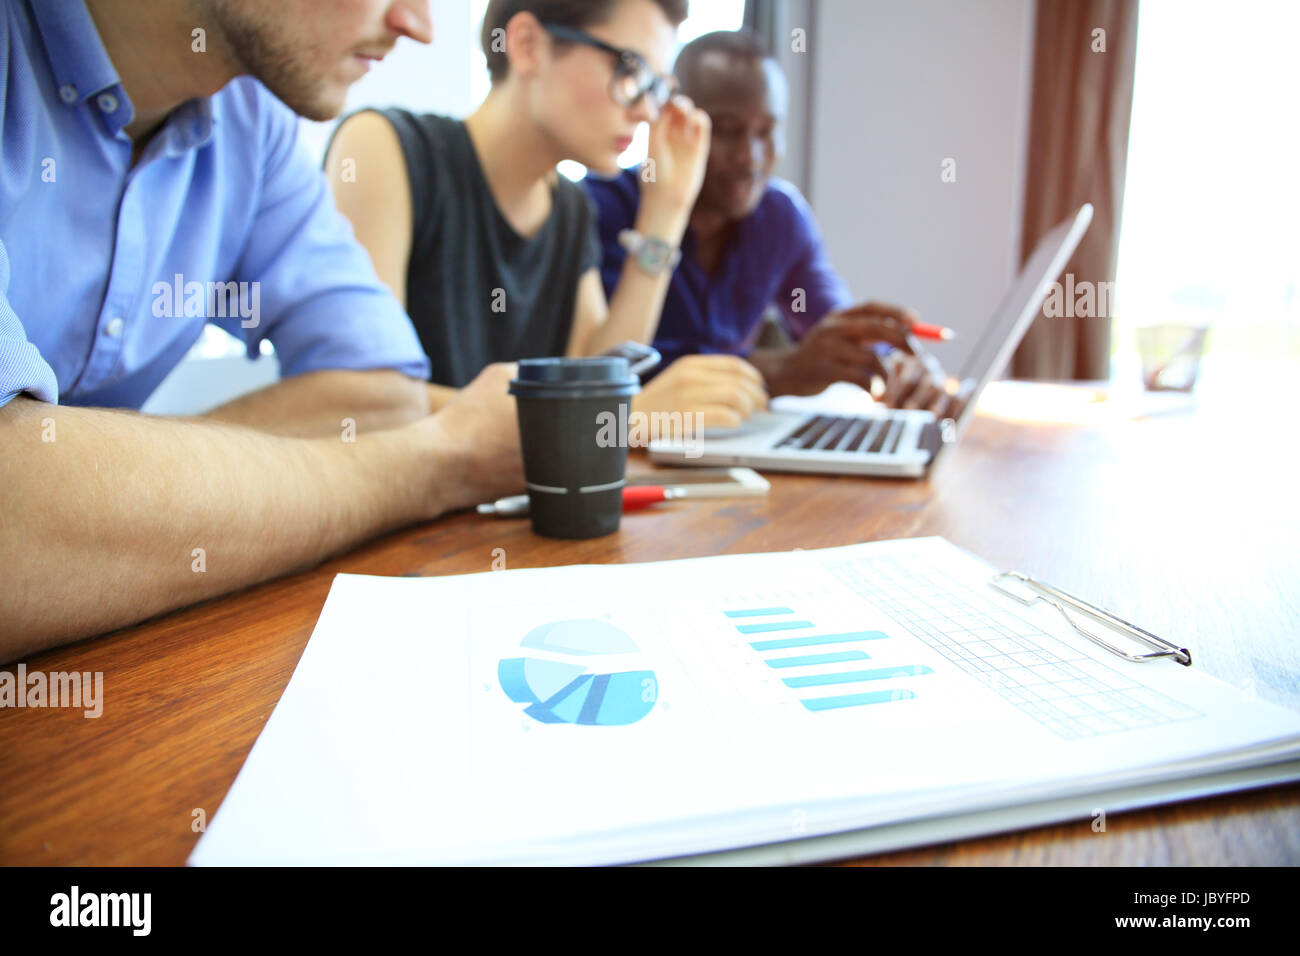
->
0;395;441;662
425;382;458;413
200;369;429;437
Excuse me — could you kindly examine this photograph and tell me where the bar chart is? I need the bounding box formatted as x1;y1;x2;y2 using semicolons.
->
722;607;933;712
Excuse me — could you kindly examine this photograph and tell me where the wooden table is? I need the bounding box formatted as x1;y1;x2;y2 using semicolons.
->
3;381;1298;865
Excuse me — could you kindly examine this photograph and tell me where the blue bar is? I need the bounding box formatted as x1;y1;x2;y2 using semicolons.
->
802;689;917;711
736;620;814;635
723;607;794;618
750;630;889;651
783;665;933;688
766;650;870;669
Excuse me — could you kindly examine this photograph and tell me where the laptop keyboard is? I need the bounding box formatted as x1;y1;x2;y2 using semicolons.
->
774;414;905;454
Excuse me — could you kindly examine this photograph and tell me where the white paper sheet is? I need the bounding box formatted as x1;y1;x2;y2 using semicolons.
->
189;536;1300;865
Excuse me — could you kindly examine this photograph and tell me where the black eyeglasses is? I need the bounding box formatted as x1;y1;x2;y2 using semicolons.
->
541;23;677;113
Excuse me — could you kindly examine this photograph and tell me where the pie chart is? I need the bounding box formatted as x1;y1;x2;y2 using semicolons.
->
498;619;657;726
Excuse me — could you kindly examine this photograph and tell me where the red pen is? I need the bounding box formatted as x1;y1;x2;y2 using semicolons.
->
910;321;956;341
477;486;686;517
620;485;686;511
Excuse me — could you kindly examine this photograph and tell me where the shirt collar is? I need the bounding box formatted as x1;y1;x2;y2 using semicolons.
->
28;0;220;149
163;98;217;154
28;0;131;129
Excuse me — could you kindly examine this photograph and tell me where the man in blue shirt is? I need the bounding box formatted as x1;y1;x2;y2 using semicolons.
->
0;0;523;662
585;30;960;409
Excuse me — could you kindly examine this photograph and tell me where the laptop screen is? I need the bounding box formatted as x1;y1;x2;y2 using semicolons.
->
950;204;1095;434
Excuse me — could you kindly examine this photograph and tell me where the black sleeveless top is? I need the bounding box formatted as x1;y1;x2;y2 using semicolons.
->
365;110;602;387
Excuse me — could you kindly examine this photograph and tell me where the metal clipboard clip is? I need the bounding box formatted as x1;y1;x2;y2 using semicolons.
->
989;572;1192;666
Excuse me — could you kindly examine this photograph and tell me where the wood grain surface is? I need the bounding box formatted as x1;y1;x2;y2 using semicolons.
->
3;382;1298;865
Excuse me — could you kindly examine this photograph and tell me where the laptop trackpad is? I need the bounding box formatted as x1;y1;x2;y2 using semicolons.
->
703;412;801;440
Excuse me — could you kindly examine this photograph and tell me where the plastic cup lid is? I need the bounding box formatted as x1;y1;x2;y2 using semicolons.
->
509;357;640;398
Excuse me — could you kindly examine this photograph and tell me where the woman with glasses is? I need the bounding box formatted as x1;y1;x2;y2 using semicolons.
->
325;0;768;429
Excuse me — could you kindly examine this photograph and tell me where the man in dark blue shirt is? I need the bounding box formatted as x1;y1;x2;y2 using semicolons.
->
586;30;958;411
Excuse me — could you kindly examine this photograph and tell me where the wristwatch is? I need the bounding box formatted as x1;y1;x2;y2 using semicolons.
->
618;228;682;275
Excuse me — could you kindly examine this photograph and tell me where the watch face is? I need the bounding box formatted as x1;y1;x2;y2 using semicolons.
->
640;240;670;271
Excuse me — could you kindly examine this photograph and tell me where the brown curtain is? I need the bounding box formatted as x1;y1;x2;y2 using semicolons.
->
1013;0;1139;380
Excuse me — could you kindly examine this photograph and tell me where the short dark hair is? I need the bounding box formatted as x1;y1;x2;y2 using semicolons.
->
673;28;768;94
481;0;690;84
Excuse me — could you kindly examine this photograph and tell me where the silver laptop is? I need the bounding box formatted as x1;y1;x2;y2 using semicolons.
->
649;204;1094;477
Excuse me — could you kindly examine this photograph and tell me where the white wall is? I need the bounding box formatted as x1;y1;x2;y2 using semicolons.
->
300;0;475;162
806;0;1036;374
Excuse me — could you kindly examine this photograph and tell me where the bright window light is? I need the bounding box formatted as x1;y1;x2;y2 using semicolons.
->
1114;0;1300;379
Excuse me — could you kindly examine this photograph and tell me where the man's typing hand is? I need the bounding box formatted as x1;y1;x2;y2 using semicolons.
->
880;345;976;420
747;301;918;397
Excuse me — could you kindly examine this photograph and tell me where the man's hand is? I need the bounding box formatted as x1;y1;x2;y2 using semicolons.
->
631;355;767;437
748;301;919;397
639;94;711;240
423;363;524;513
881;349;976;421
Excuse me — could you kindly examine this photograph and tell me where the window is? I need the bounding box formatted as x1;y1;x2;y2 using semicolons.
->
1113;0;1300;385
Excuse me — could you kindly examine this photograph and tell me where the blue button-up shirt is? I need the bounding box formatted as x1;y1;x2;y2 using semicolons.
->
0;0;430;410
584;167;875;373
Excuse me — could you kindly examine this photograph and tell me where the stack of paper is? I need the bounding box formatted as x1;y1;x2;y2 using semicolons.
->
190;537;1300;865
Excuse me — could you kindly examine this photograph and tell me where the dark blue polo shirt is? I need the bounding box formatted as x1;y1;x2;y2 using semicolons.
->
583;168;855;371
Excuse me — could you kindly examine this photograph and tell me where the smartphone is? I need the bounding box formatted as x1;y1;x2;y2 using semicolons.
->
600;341;662;377
624;466;770;498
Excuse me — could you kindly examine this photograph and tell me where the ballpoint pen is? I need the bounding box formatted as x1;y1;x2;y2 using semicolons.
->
910;322;956;341
477;486;687;517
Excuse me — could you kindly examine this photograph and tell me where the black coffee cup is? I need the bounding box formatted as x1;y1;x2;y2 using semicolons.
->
508;357;641;539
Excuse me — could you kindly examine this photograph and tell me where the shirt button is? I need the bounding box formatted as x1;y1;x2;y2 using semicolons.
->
59;84;78;104
97;92;119;114
105;317;125;338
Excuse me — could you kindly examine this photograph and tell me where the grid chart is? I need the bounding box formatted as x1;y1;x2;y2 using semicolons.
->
825;553;1203;740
